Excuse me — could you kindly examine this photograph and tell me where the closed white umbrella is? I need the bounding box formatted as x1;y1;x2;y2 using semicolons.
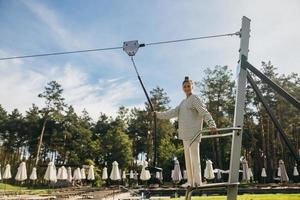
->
15;162;27;181
248;168;253;179
81;168;86;180
171;170;174;180
242;159;250;181
44;162;57;182
217;169;222;180
213;169;222;180
67;167;73;182
155;171;160;179
129;170;134;179
279;159;289;182
57;167;62;179
134;171;138;180
159;172;163;181
73;168;82;181
110;161;121;181
155;171;163;181
261;168;267;177
293;165;299;176
57;166;68;180
277;167;281;177
140;161;151;181
172;160;182;182
3;164;12;179
102;167;108;180
87;165;95;180
122;170;126;179
204;160;215;180
30;167;37;180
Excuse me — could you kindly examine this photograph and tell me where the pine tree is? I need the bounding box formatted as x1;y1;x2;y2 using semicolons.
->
196;65;235;169
35;81;66;165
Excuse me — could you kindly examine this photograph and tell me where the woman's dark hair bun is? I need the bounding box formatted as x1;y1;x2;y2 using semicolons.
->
183;76;193;85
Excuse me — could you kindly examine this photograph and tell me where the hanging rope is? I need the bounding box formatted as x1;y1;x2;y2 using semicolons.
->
0;31;240;61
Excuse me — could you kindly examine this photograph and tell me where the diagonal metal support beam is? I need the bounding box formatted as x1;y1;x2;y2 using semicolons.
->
247;72;300;164
241;55;300;110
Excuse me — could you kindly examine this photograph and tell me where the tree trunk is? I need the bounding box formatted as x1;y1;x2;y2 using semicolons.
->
215;92;223;169
35;116;48;165
211;140;217;166
261;120;266;158
215;138;223;169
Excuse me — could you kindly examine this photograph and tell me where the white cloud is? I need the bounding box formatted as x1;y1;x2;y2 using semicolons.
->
59;67;141;119
0;50;44;112
22;1;80;49
0;50;140;120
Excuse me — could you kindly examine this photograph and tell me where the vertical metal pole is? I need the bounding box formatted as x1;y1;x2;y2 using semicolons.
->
227;16;250;200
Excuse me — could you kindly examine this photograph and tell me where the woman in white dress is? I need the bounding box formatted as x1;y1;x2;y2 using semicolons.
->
155;76;217;187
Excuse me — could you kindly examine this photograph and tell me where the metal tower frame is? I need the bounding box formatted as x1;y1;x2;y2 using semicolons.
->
123;16;300;200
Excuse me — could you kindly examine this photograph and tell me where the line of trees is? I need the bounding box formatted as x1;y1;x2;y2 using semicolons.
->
0;61;299;183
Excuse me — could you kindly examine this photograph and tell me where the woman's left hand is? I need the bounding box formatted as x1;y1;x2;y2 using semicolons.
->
210;127;218;134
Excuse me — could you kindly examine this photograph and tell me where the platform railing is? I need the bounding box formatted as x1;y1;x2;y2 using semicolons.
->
185;127;242;200
190;127;242;146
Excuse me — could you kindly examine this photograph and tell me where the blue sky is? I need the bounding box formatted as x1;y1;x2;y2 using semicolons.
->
0;0;299;120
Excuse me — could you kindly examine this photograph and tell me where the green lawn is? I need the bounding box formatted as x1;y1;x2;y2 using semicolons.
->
175;194;300;200
0;183;48;194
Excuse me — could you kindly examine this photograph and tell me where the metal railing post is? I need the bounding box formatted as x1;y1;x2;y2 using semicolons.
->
227;16;251;200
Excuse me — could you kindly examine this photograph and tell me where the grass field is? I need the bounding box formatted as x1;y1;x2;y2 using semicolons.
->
0;183;48;194
175;194;300;200
0;183;299;199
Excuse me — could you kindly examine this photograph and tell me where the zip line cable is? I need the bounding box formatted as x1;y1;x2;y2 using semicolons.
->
0;46;123;61
0;31;240;61
145;32;240;46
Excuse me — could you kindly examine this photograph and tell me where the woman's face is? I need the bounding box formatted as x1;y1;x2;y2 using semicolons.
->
182;82;193;96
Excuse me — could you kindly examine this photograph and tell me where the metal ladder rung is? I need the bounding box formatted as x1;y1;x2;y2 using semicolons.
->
201;132;233;139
